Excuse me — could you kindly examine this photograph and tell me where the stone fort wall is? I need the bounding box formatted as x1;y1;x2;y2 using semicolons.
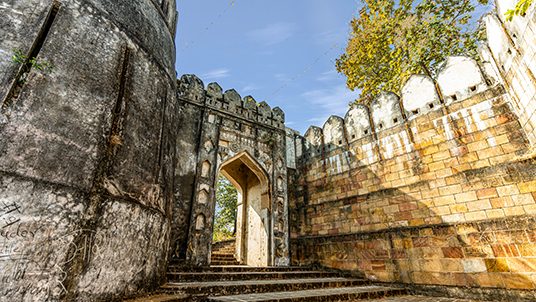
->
0;0;292;300
0;0;178;301
287;3;536;301
1;0;536;300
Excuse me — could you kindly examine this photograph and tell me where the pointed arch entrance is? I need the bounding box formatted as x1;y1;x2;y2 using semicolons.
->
217;151;271;266
177;87;290;267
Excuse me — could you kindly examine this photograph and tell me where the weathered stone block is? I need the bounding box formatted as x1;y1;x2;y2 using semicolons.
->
0;4;124;190
74;199;170;301
0;1;178;300
0;0;51;98
0;175;86;301
462;259;487;273
484;258;510;272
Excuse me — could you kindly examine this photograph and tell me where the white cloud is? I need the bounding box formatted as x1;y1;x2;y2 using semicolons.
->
247;22;297;46
307;0;355;46
201;68;230;81
316;70;339;82
241;85;259;93
306;116;330;123
275;73;291;82
315;29;347;46
302;84;359;126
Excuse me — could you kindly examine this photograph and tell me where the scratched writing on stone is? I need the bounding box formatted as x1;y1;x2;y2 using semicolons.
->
0;227;82;300
0;200;21;229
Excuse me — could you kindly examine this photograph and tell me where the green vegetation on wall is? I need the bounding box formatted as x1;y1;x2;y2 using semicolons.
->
505;0;533;21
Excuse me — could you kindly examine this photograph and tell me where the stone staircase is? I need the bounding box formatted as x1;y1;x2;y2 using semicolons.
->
210;240;240;266
126;264;407;301
124;238;408;301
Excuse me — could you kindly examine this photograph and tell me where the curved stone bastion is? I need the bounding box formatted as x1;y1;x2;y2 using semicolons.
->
0;0;178;301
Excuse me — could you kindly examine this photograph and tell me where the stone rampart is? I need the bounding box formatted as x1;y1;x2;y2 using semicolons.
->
288;2;536;300
484;3;536;145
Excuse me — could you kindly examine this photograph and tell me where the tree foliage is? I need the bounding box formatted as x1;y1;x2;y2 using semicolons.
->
213;176;238;242
505;0;533;21
336;0;489;103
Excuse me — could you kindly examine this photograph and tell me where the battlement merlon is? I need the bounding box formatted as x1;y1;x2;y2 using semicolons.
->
177;74;285;129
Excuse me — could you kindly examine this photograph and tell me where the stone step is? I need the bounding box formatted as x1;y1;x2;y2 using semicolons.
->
123;293;190;302
212;241;235;251
167;270;340;282
211;257;236;261
210;254;236;259
213;247;234;250
167;265;312;273
212;251;233;255
212;251;234;254
210;258;238;263
211;252;235;256
210;255;236;260
206;286;406;302
210;261;241;266
350;296;479;302
158;277;367;296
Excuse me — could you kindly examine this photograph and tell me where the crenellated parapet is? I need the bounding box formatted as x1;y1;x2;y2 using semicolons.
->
178;74;205;102
322;115;346;150
177;74;285;129
345;104;371;143
296;54;501;162
370;92;403;130
304;126;324;157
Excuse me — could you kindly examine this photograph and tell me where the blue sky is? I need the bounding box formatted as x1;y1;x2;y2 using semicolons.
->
174;1;493;134
175;0;360;134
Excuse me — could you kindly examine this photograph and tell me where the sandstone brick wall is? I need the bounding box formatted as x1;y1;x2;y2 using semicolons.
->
288;4;536;298
295;87;534;228
292;216;536;300
290;84;536;300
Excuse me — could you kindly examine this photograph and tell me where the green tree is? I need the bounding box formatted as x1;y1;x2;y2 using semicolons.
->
505;0;533;21
336;0;489;103
213;176;238;242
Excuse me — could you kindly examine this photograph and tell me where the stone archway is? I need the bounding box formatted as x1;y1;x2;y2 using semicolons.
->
218;151;271;267
175;76;289;267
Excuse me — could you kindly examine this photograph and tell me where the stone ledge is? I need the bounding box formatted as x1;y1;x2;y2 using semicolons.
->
291;214;536;242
